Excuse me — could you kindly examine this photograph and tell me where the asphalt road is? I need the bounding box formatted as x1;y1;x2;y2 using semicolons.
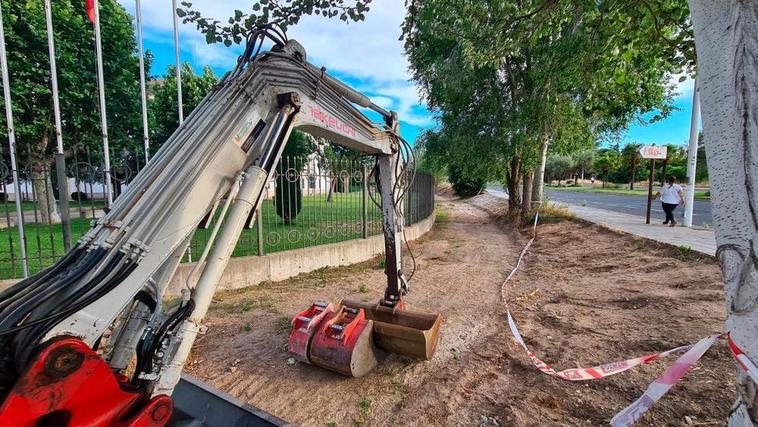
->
546;189;713;226
486;186;713;226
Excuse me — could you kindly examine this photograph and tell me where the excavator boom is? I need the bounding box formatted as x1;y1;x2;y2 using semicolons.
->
0;37;439;426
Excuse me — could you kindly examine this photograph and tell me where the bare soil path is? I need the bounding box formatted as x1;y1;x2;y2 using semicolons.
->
186;195;733;426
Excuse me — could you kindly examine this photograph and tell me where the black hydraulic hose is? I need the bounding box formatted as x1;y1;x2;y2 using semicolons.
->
0;249;106;333
134;290;158;312
11;256;137;372
134;299;194;382
0;251;123;337
0;247;83;309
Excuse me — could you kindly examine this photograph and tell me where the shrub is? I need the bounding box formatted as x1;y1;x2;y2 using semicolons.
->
275;169;302;225
274;130;313;224
448;166;484;197
70;191;89;202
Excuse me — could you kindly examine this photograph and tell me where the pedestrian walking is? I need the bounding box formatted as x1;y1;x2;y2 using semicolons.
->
654;176;685;227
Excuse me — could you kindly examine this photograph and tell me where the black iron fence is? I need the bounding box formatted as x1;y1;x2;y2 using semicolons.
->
0;154;435;279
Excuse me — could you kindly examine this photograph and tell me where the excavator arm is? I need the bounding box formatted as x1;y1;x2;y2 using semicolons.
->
0;38;437;426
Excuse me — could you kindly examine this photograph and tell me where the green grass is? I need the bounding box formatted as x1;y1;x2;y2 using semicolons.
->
0;192;385;279
353;398;372;426
0;200;107;213
189;191;383;260
549;185;710;200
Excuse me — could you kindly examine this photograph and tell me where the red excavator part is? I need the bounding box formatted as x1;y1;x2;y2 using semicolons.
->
308;306;379;377
0;338;173;427
288;301;334;363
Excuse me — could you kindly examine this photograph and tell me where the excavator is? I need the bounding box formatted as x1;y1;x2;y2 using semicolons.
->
0;27;441;426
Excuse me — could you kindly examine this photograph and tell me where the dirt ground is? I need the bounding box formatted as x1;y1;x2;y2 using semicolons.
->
185;194;734;426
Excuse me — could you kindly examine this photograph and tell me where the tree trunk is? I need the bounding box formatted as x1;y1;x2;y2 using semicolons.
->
531;136;549;208
660;158;668;186
630;158;637;190
505;156;522;215
30;138;61;225
521;169;534;214
326;175;336;202
689;1;758;424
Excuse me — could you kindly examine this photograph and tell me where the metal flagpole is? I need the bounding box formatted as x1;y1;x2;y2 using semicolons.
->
683;78;700;228
136;0;150;163
172;0;190;262
92;0;113;206
0;4;29;277
44;0;72;251
172;0;183;124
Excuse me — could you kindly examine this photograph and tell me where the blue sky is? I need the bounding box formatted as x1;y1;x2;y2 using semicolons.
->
117;1;697;149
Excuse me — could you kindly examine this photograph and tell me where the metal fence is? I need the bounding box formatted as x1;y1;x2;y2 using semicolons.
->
0;154;435;279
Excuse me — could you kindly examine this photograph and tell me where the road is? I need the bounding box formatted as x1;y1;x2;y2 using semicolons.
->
486;186;713;226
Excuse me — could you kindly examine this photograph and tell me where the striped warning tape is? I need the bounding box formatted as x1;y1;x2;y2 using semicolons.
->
501;211;758;426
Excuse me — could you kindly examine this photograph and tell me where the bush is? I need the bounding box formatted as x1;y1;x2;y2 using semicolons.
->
70;191;89;202
275;171;302;224
274;131;313;224
664;165;687;182
448;166;484;197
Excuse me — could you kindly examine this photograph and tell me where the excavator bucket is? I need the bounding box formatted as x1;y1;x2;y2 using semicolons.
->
307;306;380;377
341;300;442;360
288;302;334;363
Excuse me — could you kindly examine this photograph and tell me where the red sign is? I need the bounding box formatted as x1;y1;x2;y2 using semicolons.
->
638;145;667;159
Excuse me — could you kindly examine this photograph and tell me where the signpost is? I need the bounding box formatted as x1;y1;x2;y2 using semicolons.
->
639;145;667;224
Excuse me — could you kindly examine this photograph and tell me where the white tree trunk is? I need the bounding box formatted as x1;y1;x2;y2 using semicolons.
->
531;136;549;208
689;1;758;425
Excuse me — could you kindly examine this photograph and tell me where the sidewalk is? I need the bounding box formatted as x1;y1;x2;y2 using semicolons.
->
485;189;717;256
564;204;717;256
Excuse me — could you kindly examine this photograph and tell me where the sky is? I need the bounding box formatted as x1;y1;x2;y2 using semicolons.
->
116;0;698;149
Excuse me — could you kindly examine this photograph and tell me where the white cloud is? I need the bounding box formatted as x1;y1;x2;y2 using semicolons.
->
117;0;432;128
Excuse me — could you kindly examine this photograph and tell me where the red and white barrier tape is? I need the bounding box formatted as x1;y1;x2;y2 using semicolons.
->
727;333;758;384
610;333;721;426
501;211;758;426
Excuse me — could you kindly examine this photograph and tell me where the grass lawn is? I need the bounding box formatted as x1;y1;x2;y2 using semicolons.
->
548;185;711;201
0;192;384;280
0;200;107;213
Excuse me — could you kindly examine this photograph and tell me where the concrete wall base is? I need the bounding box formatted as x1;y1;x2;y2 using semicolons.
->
0;213;435;296
167;213;435;296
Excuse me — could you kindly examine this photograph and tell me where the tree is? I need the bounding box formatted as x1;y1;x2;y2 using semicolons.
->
0;0;144;223
401;0;691;217
592;150;620;188
178;1;371;46
620;144;642;190
688;1;758;424
572;149;594;182
148;64;217;153
448;165;484;197
545;154;575;186
659;143;686;186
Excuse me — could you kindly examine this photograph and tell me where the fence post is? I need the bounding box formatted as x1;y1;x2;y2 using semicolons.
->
256;206;264;255
362;164;368;238
0;5;29;277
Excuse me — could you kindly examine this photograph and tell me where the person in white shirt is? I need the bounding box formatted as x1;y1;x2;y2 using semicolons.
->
654;176;685;227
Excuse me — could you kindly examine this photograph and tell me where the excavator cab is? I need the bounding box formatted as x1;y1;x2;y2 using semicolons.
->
0;28;440;426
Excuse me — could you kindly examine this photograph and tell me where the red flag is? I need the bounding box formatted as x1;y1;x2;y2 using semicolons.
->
85;0;95;23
